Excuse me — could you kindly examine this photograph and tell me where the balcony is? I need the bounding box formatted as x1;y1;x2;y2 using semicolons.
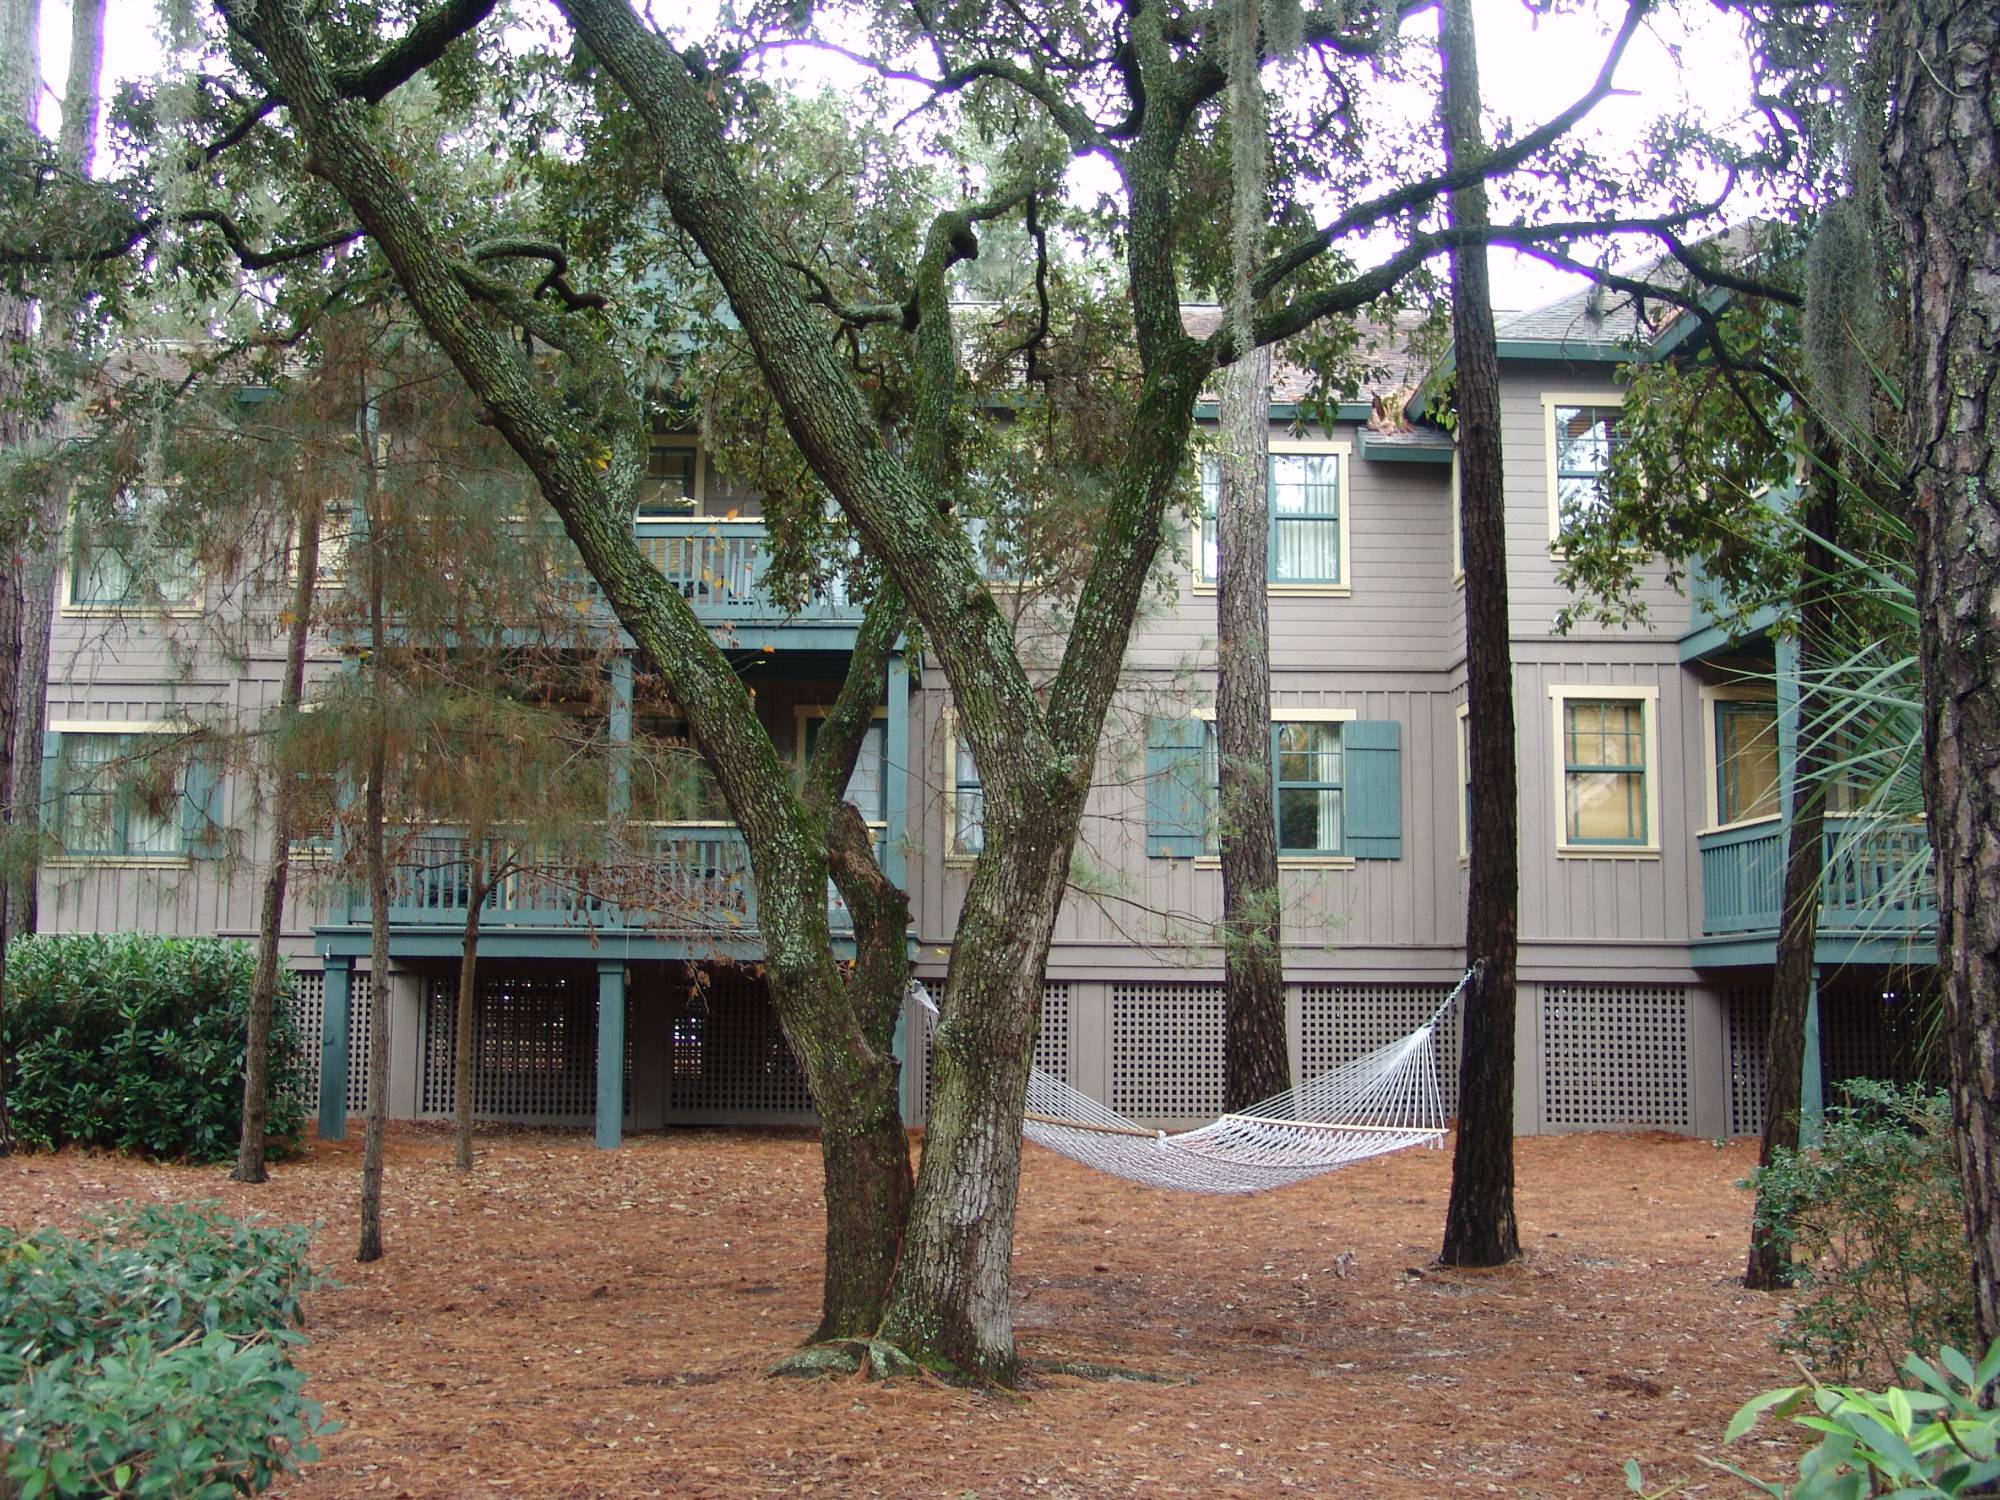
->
324;826;854;958
1697;816;1936;960
634;519;863;627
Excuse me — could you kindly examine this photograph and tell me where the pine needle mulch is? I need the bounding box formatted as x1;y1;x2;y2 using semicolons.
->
0;1125;1796;1498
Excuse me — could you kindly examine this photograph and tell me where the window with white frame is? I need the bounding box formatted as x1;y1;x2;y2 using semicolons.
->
1456;704;1471;857
67;489;201;612
1546;398;1624;546
1551;686;1659;852
49;729;190;858
1196;443;1349;589
1714;697;1780;826
945;718;984;857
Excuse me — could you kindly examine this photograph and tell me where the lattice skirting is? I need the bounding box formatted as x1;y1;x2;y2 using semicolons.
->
285;968;376;1115
420;972;605;1124
914;983;1072;1122
1723;967;1943;1138
1540;982;1691;1129
661;965;814;1122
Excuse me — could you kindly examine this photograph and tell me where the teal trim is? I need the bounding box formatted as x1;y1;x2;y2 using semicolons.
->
182;754;225;859
1191;400;1366;423
1645;287;1732;362
595;962;626;1150
1356;430;1454;464
1495;338;1634;362
314;926;855;963
1145;718;1211;858
37;731;59;835
607;655;633;822
1273;721;1345;855
1561;699;1649;846
1696;816;1936;942
1342;720;1403;859
318;957;353;1141
883;655;909;888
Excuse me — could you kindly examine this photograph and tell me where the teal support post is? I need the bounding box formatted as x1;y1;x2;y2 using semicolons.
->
882;653;909;889
596;961;626;1149
318;956;353;1141
1800;967;1825;1148
607;654;633;823
883;653;911;1103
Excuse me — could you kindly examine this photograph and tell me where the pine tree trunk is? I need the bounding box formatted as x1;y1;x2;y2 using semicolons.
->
357;392;391;1265
453;846;485;1174
1883;0;2000;1347
1745;437;1839;1290
1217;343;1288;1110
1437;0;1521;1269
233;495;321;1184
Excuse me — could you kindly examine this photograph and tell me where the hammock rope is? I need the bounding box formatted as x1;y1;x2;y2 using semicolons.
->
911;967;1475;1195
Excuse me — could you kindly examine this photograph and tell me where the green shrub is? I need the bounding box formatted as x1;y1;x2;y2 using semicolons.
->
1748;1079;1975;1380
1;935;305;1162
0;1203;330;1499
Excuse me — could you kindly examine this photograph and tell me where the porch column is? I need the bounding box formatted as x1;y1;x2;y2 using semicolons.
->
1800;966;1825;1148
607;654;633;823
884;653;911;1097
596;960;627;1149
318;956;353;1141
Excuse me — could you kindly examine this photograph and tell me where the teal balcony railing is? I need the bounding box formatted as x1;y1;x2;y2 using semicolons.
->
340;825;852;935
1698;816;1936;939
634;519;862;624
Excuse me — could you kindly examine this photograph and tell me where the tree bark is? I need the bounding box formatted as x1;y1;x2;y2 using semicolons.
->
10;0;104;938
1882;0;2000;1348
232;493;322;1183
1438;0;1521;1269
1744;432;1840;1290
357;388;391;1265
452;843;486;1174
1217;343;1288;1110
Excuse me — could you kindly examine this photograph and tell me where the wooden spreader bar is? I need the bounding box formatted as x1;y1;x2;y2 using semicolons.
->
1024;1111;1160;1139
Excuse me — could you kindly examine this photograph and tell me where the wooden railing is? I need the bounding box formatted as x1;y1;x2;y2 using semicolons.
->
342;826;852;935
633;519;860;623
1698;816;1936;939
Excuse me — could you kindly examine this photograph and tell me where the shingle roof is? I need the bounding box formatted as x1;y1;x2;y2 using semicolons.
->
1181;305;1438;404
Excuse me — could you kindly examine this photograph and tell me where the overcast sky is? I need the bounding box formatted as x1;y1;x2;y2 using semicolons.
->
42;0;1755;312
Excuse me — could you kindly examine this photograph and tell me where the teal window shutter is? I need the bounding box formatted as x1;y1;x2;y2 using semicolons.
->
1146;717;1211;857
182;753;226;859
1343;719;1402;859
39;731;62;851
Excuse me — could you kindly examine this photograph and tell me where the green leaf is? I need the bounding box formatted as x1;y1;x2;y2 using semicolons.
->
1623;1458;1643;1492
1726;1385;1806;1443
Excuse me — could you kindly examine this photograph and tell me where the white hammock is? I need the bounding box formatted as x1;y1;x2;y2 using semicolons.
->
910;968;1473;1195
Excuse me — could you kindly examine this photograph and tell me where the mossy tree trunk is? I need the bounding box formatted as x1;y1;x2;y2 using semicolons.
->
1438;0;1521;1269
1883;0;2000;1347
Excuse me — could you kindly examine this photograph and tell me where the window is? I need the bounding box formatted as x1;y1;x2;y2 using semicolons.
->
1551;687;1659;852
1450;451;1464;584
1146;710;1400;861
1544;396;1624;546
638;426;701;518
1456;705;1471;858
1194;442;1350;591
1715;699;1780;825
944;715;983;857
67;489;201;612
1273;721;1344;855
45;726;217;861
799;709;888;825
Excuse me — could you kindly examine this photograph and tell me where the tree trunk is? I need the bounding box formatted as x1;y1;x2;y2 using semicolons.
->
1745;434;1840;1290
453;845;485;1174
1217;343;1288;1109
1438;0;1522;1268
10;0;104;939
357;390;391;1265
876;780;1081;1381
1883;0;2000;1348
233;494;322;1183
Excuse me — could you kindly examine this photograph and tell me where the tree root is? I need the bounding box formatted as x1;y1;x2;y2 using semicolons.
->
1024;1357;1188;1385
767;1337;927;1381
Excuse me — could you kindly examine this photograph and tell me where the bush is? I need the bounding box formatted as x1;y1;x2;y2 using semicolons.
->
1748;1079;1975;1381
0;1203;331;1498
1;935;305;1162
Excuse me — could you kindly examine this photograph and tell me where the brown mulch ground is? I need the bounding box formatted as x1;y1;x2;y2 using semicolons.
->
0;1125;1801;1498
